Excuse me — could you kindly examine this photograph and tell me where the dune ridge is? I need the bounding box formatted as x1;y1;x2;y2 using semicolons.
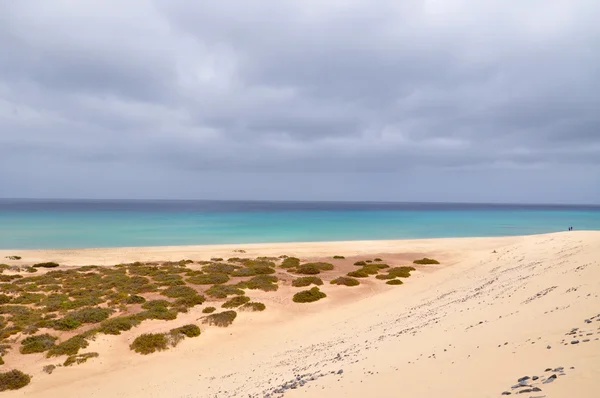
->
2;231;599;397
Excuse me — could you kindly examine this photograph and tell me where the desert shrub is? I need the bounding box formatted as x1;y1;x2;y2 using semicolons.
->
221;296;250;308
374;258;382;262
99;316;141;335
187;273;229;285
56;307;113;329
0;369;31;391
242;259;276;268
210;257;224;262
231;266;275;277
292;276;323;287
33;262;60;268
0;295;10;305
12;292;46;305
306;262;334;271
294;264;321;275
23;267;37;273
413;258;440;265
205;285;245;298
43;365;56;374
173;294;206;309
333;255;345;259
6;256;22;261
365;260;372;263
47;334;91;357
125;295;146;304
20;333;58;354
238;275;278;292
138;307;178;321
375;274;395;280
202;263;238;274
240;302;266;312
0;275;22;282
130;333;168;355
358;265;380;275
386;279;404;285
64;352;99;366
347;270;369;278
142;300;171;310
161;285;197;298
374;263;390;269
203;311;237;327
353;261;366;266
330;277;360;286
280;257;300;268
292;287;327;303
170;324;201;338
387;266;416;278
152;273;185;287
202;306;216;313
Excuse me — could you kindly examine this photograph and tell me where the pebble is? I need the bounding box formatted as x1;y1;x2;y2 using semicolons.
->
532;376;539;380
571;340;579;344
337;369;343;375
518;376;530;383
501;391;511;395
585;319;592;323
546;345;551;349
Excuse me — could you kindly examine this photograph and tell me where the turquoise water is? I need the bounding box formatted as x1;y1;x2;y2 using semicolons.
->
1;200;599;249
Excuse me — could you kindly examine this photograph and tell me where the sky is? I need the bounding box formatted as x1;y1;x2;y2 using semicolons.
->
0;0;599;204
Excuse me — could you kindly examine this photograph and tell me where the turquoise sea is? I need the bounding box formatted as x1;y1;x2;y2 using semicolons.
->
1;199;600;249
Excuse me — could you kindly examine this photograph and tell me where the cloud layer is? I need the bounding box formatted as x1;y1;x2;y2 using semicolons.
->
1;1;599;202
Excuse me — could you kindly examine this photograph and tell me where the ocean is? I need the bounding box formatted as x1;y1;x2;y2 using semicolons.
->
1;199;599;249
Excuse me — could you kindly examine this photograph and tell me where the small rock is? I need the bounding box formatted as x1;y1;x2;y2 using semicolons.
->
585;319;592;323
337;369;343;375
501;392;511;395
544;368;552;372
583;339;590;342
517;388;532;393
532;376;539;380
571;340;579;344
532;387;542;392
547;345;551;349
518;376;530;383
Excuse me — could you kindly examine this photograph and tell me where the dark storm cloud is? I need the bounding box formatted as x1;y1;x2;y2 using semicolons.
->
0;0;599;201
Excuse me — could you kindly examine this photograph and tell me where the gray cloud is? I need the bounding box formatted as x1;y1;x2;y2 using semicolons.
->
0;0;599;202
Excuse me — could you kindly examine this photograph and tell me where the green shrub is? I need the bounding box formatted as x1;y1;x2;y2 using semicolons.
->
170;324;201;338
294;264;321;275
64;352;99;366
358;265;380;275
387;266;415;278
0;295;10;305
374;258;382;262
374;263;390;269
231;266;275;276
292;287;327;303
238;275;278;292
330;277;360;286
205;285;245;298
130;333;168;355
221;296;250;308
47;334;91;357
375;274;395;280
347;270;369;278
161;285;197;298
202;263;238;274
413;258;439;265
333;255;345;259
353;261;366;266
280;257;300;268
138;307;178;321
125;295;146;304
24;267;37;273
56;307;113;329
142;300;171;310
202;306;216;313
33;262;59;268
99;316;141;335
292;276;323;287
6;256;21;261
187;273;229;285
20;333;58;354
365;260;372;263
240;302;266;312
210;257;224;262
173;294;205;309
0;369;31;391
386;279;404;285
51;317;82;331
203;311;237;327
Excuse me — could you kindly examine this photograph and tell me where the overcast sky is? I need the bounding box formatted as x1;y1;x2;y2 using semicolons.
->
1;1;599;203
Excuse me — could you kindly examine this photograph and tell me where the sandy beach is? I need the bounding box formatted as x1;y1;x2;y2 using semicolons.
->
1;231;599;397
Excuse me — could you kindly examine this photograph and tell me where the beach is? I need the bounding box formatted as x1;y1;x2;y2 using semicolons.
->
1;231;599;397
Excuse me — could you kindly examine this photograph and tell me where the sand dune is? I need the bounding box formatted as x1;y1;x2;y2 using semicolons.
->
3;231;599;397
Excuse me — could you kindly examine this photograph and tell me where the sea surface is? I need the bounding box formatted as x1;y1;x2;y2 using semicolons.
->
1;199;600;249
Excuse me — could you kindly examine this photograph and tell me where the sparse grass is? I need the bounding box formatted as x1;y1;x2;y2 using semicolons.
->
20;334;58;354
202;306;216;313
280;257;300;268
386;279;404;285
33;262;59;268
0;369;31;391
130;333;168;355
333;255;345;259
205;285;245;298
292;287;327;303
413;258;440;265
64;352;99;366
0;295;10;304
187;273;229;285
240;302;266;312
353;261;366;266
170;324;201;338
330;277;360;286
292;276;323;287
222;296;250;308
203;311;237;327
42;365;56;374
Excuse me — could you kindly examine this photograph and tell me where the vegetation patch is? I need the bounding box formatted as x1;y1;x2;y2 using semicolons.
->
203;311;237;327
333;255;345;259
347;269;370;278
42;365;56;374
292;276;323;287
64;352;99;366
292;287;327;303
130;333;168;355
375;274;395;280
161;285;197;298
187;273;229;285
386;279;404;285
237;275;278;292
33;262;60;268
99;316;141;335
202;263;238;274
0;369;31;391
374;258;382;262
330;277;360;286
47;333;93;357
205;285;245;298
353;261;366;266
240;302;266;312
170;324;201;338
5;256;21;261
280;257;300;268
221;296;250;308
20;334;58;354
125;295;146;304
413;258;440;265
202;306;216;313
387;266;416;278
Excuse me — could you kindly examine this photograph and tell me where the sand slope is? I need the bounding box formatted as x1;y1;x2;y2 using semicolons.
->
3;231;599;397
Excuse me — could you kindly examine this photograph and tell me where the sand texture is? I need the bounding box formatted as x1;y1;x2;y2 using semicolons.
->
1;231;599;397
